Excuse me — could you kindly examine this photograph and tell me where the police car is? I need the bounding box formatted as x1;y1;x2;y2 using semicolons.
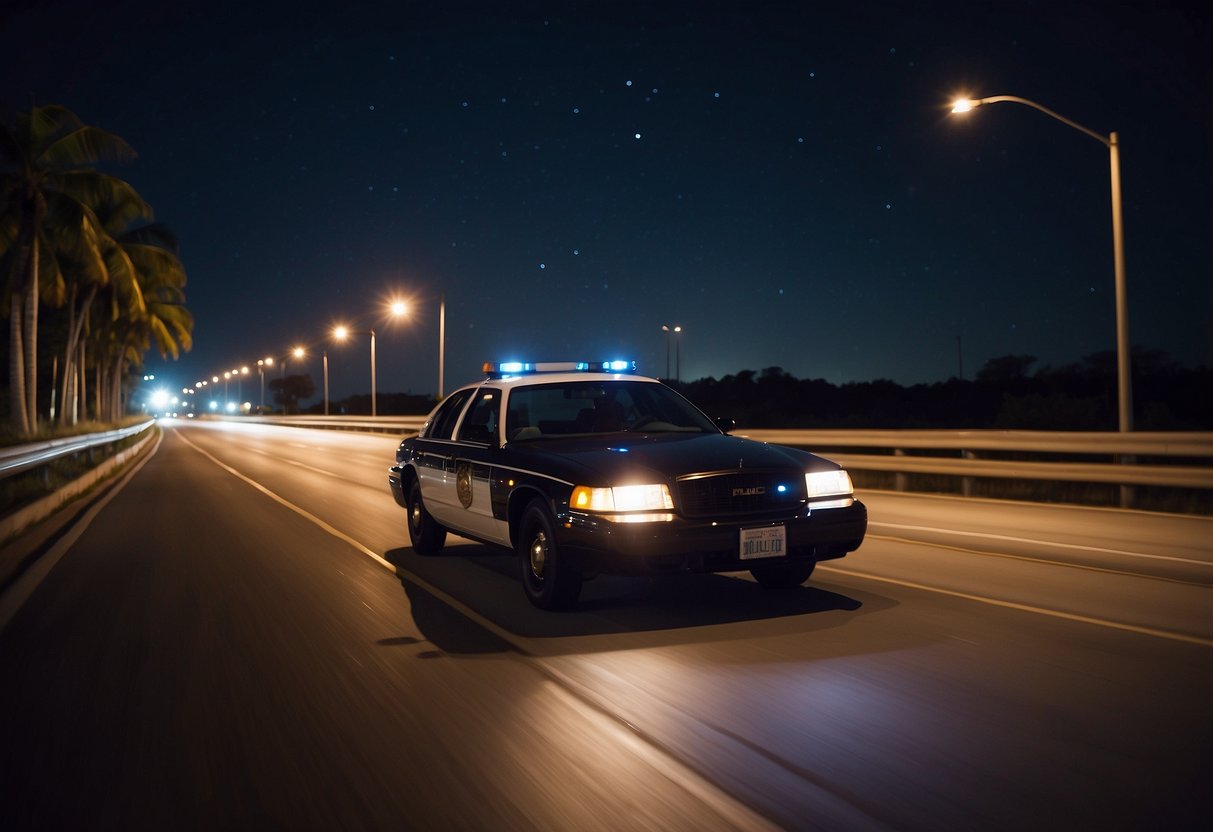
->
387;361;867;609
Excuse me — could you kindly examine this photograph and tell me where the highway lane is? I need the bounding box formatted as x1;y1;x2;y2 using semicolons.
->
1;419;1210;830
0;426;764;830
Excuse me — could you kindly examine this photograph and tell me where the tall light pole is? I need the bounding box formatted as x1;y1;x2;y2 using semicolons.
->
951;94;1132;434
676;325;683;382
333;323;385;417
439;293;446;399
661;324;682;381
257;357;274;413
323;350;330;416
390;295;445;398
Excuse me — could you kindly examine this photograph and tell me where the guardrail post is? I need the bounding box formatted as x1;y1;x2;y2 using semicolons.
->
894;449;906;492
962;450;976;497
1120;456;1135;508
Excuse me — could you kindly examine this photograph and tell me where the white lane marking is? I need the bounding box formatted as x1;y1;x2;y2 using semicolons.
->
176;429;776;829
237;444;349;479
177;431;398;572
870;521;1212;568
816;565;1213;647
180;427;1213;653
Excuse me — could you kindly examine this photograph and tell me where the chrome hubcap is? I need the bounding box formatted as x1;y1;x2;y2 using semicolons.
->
411;501;422;528
529;531;548;579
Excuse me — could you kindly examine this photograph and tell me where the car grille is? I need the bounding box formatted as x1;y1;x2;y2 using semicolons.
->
676;470;806;518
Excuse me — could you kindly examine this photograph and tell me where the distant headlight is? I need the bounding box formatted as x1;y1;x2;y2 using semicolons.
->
805;470;854;509
571;483;675;519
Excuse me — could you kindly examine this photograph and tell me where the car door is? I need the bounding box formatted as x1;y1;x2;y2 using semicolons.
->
414;388;475;528
449;388;510;546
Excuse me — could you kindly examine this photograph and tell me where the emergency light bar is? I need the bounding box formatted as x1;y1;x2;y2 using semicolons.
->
483;360;637;378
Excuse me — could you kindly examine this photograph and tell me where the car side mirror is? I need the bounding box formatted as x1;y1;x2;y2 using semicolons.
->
714;417;735;434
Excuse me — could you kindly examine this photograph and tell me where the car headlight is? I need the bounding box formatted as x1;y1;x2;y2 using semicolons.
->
805;469;854;509
570;483;675;521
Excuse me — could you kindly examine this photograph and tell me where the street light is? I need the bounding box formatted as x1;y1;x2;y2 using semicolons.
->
390;294;447;397
661;324;683;382
950;94;1132;434
332;322;384;417
257;357;274;413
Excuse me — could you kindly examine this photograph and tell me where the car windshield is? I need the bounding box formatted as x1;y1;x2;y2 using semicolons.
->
505;380;717;441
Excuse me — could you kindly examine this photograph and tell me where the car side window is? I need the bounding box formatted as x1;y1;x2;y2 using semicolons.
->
456;390;500;445
425;389;474;439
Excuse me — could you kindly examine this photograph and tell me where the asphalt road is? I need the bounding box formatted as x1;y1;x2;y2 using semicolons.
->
1;420;1210;830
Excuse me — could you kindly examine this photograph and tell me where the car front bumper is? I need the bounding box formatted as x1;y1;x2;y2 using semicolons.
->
556;499;867;576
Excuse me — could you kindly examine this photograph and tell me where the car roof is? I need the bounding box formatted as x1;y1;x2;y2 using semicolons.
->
465;371;664;391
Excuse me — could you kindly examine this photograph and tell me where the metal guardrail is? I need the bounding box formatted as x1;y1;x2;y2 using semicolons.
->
4;417;1210;509
0;420;156;481
739;429;1213;490
214;417;1213;492
228;414;429;434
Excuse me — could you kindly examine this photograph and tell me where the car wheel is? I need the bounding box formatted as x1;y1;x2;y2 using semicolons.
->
407;480;447;555
518;499;582;609
750;561;815;589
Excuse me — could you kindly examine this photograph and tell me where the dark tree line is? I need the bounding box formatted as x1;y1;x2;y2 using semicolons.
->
278;349;1210;431
679;350;1211;431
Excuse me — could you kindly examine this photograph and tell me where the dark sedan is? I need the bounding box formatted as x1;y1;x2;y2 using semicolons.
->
388;362;866;609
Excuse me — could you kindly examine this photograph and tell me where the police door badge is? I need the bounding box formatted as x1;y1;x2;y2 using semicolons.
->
456;463;474;508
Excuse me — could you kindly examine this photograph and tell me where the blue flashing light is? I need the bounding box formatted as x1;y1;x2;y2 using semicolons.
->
484;359;638;378
777;484;788;493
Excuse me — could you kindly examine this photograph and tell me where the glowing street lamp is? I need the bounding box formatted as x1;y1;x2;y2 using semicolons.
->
257;356;275;413
950;94;1132;435
333;323;381;416
389;294;447;397
661;324;683;382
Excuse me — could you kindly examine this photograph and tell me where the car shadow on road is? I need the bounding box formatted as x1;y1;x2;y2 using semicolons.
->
384;544;896;647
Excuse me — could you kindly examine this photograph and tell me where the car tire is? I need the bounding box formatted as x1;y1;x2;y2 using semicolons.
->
518;499;582;609
407;480;447;555
750;560;815;589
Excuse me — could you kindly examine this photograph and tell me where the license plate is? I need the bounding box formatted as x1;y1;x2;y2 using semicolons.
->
739;525;786;560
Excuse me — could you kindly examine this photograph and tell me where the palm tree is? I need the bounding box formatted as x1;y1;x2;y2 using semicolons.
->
0;105;144;436
89;243;192;421
55;200;162;426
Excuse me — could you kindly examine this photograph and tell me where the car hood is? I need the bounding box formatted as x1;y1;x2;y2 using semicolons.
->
508;431;840;485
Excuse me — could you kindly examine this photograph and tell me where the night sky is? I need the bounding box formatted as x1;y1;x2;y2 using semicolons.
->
3;0;1209;403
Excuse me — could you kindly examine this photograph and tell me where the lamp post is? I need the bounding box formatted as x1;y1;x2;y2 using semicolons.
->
661;324;682;382
333;324;379;417
950;95;1132;434
257;357;274;413
439;293;446;398
390;294;446;398
323;350;330;416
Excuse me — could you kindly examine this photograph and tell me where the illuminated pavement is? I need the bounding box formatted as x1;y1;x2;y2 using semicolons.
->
1;420;1209;830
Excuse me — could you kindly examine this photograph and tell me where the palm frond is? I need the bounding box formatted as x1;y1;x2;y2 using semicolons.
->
39;124;137;169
